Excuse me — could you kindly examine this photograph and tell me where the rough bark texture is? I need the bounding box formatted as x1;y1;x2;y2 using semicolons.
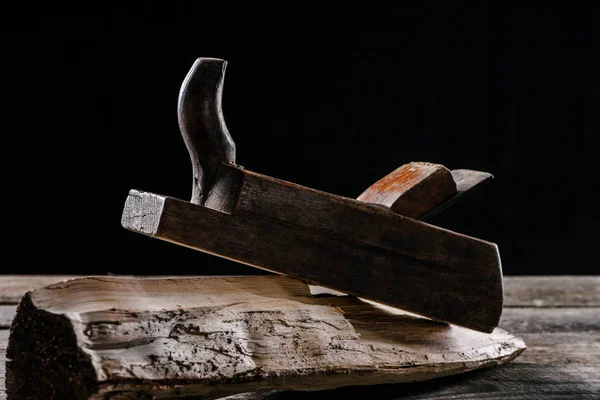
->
6;276;523;399
122;180;503;334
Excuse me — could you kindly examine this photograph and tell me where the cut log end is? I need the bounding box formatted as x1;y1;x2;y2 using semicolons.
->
6;276;524;399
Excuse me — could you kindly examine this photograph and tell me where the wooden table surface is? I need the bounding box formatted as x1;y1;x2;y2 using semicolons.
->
0;275;598;399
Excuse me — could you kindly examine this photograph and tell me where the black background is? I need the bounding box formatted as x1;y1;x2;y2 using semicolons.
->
3;3;595;275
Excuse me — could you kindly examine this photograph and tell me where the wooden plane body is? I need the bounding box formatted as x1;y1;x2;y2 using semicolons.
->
123;163;503;333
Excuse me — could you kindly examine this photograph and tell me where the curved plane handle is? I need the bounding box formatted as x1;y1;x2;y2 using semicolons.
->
178;58;236;205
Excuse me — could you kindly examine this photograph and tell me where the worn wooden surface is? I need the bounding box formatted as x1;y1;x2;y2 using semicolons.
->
0;276;77;304
1;276;598;399
122;185;503;333
503;276;600;307
0;308;15;330
6;276;523;399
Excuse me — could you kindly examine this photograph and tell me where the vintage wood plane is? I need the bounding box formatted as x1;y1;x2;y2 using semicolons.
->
121;58;503;333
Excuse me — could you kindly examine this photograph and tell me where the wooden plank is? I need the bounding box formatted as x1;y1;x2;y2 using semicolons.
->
122;186;503;333
499;307;600;365
1;330;7;400
503;276;600;307
235;364;600;400
514;333;599;365
500;307;600;333
0;275;78;304
5;276;523;399
0;306;15;329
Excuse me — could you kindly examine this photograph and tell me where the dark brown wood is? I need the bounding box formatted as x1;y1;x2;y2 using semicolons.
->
122;180;503;333
178;58;236;205
1;276;598;399
358;162;457;219
358;164;495;222
124;56;506;334
177;58;494;221
5;276;523;400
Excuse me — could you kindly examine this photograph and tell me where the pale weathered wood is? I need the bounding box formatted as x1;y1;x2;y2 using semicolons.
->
499;308;600;365
357;162;457;219
0;330;7;400
503;276;600;307
3;276;592;308
122;185;503;333
2;309;599;399
500;307;600;333
0;275;78;304
7;298;594;337
2;276;599;399
6;276;523;399
512;333;599;365
0;306;15;329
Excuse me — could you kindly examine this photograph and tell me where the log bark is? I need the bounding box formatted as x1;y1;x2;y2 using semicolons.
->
6;276;524;399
